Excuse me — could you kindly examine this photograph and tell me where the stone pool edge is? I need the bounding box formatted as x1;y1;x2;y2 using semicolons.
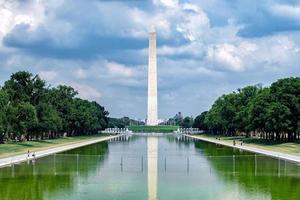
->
0;135;121;168
184;134;300;164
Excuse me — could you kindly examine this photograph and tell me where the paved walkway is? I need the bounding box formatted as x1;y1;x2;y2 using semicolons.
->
0;135;120;168
185;134;300;163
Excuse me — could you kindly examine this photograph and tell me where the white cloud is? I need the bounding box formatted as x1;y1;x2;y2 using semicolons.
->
247;35;299;69
126;7;172;38
105;62;137;78
270;4;300;21
176;11;210;41
120;0;211;41
239;41;257;52
71;82;101;100
39;70;58;81
207;42;257;72
153;0;178;8
0;8;14;37
0;0;44;38
158;42;204;57
74;68;88;79
14;15;34;26
152;1;211;41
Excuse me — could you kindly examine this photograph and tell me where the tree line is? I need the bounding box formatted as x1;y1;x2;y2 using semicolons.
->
193;77;300;141
108;117;145;128
0;71;109;143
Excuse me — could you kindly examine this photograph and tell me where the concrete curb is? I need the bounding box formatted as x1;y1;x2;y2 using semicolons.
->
0;135;120;168
184;134;300;164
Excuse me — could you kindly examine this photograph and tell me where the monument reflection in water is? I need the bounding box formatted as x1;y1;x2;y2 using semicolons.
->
147;136;158;200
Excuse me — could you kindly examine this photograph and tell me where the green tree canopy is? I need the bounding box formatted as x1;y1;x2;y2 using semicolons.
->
201;78;300;141
0;71;109;143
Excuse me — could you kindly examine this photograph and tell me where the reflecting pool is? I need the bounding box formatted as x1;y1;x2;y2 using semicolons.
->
0;135;300;200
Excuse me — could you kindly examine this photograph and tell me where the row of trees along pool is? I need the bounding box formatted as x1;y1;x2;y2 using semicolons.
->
193;77;300;142
0;71;109;143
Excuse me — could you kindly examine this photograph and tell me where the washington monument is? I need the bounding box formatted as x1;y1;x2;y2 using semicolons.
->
147;26;158;126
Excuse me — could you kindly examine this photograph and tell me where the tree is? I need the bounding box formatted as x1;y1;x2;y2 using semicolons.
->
31;75;46;106
0;89;9;143
3;71;33;103
204;100;226;134
202;79;299;142
108;117;126;128
47;85;78;135
204;93;238;135
10;102;38;141
193;111;208;130
234;86;261;135
270;77;300;140
181;116;194;128
35;103;62;139
265;102;291;141
0;71;110;143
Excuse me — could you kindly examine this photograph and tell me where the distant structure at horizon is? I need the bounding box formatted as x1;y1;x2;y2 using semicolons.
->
146;26;158;126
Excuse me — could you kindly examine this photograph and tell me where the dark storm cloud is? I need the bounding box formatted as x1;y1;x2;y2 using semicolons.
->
3;24;148;59
193;0;300;38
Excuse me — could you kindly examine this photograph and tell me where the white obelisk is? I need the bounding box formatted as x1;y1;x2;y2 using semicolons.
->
147;26;158;126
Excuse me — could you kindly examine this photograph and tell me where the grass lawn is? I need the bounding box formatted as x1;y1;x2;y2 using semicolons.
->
128;125;179;133
197;134;300;156
0;134;106;159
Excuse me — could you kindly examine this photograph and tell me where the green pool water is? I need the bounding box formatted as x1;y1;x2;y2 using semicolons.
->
0;135;300;200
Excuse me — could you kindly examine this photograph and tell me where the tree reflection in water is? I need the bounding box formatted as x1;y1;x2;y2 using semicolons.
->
0;141;109;200
195;141;300;200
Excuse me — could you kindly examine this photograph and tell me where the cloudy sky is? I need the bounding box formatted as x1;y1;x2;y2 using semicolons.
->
0;0;300;119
